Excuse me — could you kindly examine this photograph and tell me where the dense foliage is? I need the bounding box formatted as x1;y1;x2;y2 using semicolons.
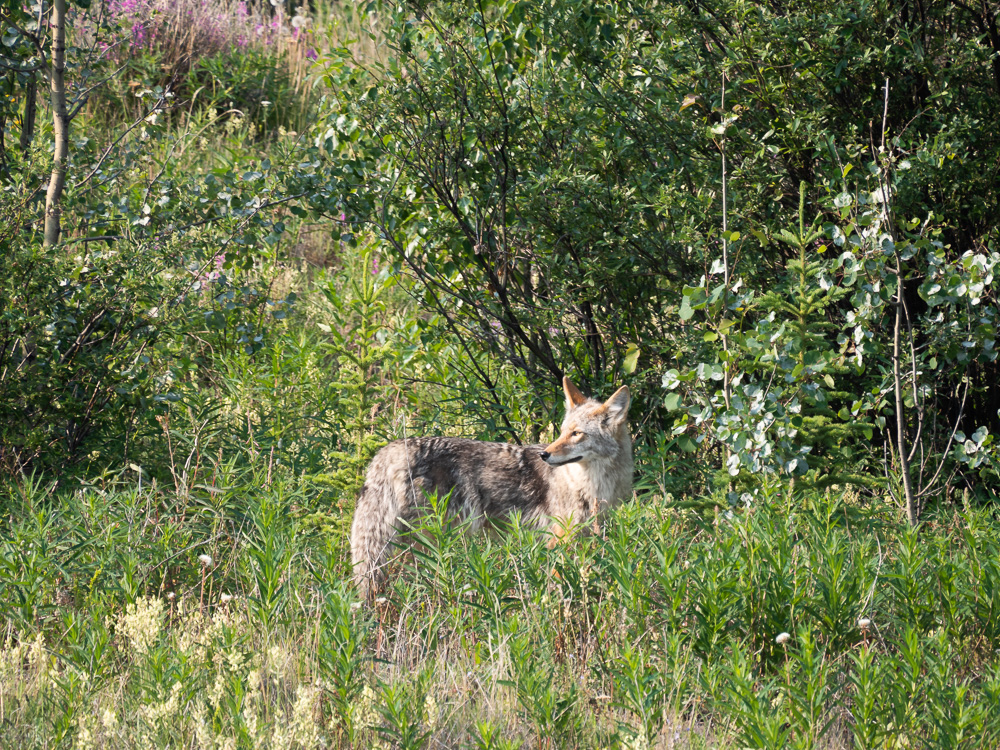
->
312;0;1000;494
2;0;1000;745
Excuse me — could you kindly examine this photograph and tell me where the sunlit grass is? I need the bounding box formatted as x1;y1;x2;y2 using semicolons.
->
3;464;1000;748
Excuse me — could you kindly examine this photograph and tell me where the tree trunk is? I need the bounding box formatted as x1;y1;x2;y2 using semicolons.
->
20;71;37;152
893;283;918;524
44;0;69;248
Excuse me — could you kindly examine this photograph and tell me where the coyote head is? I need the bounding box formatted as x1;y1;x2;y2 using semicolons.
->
540;377;631;466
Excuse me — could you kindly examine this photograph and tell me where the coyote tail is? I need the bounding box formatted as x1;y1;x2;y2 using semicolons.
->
350;461;402;600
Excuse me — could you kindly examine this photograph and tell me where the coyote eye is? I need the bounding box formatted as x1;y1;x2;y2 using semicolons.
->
571;430;583;437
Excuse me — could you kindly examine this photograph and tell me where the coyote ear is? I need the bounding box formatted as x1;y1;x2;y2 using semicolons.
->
563;377;588;408
603;385;630;423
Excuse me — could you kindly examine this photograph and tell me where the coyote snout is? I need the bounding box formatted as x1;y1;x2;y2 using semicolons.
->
350;376;633;599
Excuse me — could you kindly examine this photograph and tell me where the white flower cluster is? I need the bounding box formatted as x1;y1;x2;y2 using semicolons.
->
272;684;322;750
140;680;185;726
423;693;440;732
118;596;165;655
352;684;380;731
0;631;49;695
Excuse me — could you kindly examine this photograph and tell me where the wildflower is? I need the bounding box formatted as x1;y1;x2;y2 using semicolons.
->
193;706;214;748
209;672;226;709
227;648;245;672
220;593;234;603
198;554;213;567
244;708;261;742
75;716;97;750
859;617;872;629
273;685;321;748
118;597;164;654
424;693;440;732
166;592;176;600
775;631;791;645
291;13;306;28
375;596;387;605
246;669;262;702
100;708;118;731
224;114;244;136
141;681;185;725
268;645;286;670
353;685;379;730
350;601;362;611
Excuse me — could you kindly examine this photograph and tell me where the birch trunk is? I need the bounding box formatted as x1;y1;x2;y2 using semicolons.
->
44;0;69;247
893;281;918;525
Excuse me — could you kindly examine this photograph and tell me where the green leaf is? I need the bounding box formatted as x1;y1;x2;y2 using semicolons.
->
677;435;697;452
623;344;640;374
664;392;682;411
679;295;696;321
680;93;699;110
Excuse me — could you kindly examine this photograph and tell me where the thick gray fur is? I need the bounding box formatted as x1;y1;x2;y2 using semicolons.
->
350;379;632;598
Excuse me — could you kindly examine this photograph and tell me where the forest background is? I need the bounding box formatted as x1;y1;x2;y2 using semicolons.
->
2;0;1000;746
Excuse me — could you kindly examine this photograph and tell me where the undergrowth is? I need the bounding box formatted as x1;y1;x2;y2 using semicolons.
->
3;465;1000;748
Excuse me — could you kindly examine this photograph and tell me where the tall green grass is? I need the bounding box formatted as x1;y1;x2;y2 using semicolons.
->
3;465;1000;748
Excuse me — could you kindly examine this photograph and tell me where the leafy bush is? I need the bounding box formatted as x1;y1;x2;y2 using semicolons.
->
310;0;1000;500
0;237;166;473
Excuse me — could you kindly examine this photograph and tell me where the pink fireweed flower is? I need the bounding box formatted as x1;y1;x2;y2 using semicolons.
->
132;22;148;48
198;253;226;283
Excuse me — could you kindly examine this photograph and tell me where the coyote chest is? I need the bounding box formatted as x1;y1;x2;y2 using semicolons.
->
350;377;633;597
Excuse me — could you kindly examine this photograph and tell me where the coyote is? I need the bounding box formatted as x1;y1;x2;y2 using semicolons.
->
350;377;633;598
